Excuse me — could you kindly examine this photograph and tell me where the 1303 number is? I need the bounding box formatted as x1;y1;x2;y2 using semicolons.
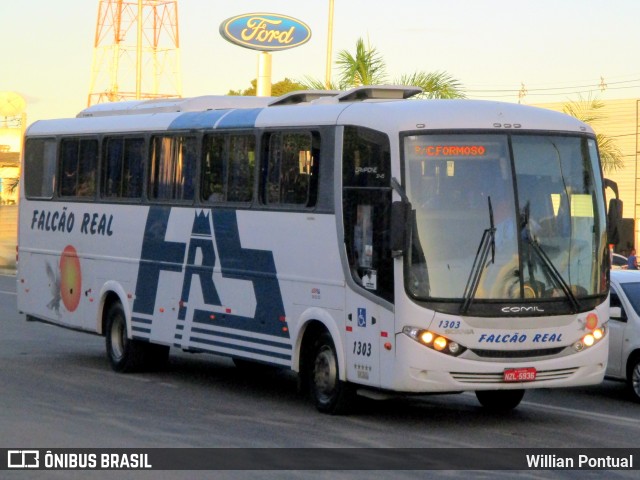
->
438;320;461;329
353;341;372;357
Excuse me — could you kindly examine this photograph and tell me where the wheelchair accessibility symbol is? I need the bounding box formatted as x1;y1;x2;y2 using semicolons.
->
357;308;366;327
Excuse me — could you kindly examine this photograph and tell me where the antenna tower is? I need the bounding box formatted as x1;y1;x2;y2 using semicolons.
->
87;0;182;106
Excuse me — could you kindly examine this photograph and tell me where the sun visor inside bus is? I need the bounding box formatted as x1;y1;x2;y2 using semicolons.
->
168;108;264;131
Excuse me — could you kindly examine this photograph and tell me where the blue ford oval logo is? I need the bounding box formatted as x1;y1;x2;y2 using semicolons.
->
220;13;312;51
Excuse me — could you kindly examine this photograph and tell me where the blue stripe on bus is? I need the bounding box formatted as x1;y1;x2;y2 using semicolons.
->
190;327;292;350
132;316;152;325
168;110;227;130
216;108;262;129
189;336;292;360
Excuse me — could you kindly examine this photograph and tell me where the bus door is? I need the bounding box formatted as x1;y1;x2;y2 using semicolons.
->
342;126;395;387
344;199;396;388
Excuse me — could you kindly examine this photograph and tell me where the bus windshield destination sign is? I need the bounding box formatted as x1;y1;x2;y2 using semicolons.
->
219;13;312;51
414;145;487;157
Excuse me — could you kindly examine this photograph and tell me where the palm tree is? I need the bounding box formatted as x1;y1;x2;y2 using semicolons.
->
562;94;624;173
396;72;465;100
301;37;465;99
335;37;387;87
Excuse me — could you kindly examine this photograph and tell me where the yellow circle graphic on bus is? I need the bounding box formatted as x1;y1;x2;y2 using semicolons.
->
60;245;82;312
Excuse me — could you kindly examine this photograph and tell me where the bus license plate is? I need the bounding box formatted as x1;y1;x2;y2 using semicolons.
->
503;367;537;382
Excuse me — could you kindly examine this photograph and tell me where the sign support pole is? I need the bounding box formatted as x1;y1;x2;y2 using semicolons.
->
325;0;335;88
257;52;272;97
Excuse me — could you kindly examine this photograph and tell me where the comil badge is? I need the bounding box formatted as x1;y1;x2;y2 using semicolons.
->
220;13;312;51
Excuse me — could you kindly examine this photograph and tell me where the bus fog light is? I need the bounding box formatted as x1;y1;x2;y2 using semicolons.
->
573;341;584;352
448;342;460;354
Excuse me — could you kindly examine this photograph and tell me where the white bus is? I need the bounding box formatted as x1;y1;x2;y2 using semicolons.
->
17;86;613;414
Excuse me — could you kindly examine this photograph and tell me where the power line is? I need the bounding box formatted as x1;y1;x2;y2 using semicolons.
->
466;77;640;100
467;78;640;94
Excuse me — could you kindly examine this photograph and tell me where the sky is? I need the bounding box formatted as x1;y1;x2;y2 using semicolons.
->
2;0;640;125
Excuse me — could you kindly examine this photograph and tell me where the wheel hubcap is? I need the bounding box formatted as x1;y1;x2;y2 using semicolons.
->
110;315;126;361
314;345;337;401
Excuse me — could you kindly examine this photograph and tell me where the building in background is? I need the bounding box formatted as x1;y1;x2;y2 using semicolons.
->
0;91;24;270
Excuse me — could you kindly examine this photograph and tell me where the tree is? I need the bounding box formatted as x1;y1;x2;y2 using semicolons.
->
562;94;624;173
301;37;466;99
227;78;305;97
335;37;387;87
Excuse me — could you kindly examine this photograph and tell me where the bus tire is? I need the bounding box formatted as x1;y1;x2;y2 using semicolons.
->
626;353;640;403
475;389;525;412
310;332;355;414
105;301;169;373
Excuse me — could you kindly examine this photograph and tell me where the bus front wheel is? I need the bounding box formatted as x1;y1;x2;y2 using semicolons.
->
105;301;168;373
309;332;355;414
475;389;525;412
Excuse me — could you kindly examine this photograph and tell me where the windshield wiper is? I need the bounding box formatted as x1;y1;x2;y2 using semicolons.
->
523;235;581;313
460;197;495;314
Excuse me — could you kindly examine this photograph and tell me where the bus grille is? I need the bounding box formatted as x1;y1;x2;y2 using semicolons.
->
470;347;565;358
451;367;578;384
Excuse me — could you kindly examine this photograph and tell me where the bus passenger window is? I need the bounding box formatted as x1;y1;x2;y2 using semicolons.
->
227;135;256;203
24;138;56;199
262;131;319;208
202;135;225;202
60;138;98;198
149;136;196;202
103;137;144;199
202;134;255;203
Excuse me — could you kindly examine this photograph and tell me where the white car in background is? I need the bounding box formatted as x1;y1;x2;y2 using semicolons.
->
611;253;628;270
608;269;640;402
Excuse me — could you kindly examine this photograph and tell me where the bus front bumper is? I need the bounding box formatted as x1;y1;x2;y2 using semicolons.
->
388;333;608;393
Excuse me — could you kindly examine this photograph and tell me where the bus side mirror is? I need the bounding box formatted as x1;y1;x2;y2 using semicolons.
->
610;306;626;321
391;201;411;257
607;198;623;246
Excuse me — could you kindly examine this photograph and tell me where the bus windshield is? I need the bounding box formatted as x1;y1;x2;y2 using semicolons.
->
403;133;607;310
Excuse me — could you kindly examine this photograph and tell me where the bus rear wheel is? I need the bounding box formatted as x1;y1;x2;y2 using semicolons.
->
105;301;169;373
475;389;525;412
309;332;355;414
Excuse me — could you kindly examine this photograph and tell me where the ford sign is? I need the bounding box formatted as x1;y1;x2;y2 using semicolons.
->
219;13;312;51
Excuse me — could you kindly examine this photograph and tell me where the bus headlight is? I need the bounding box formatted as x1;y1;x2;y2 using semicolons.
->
573;326;606;352
403;327;466;357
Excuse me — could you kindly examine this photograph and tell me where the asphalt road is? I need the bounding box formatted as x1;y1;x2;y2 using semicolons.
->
1;273;639;480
